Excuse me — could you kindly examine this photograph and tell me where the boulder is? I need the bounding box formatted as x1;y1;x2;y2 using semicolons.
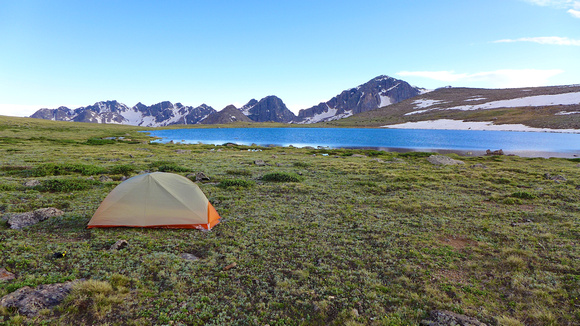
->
195;172;210;182
23;179;41;187
180;253;199;261
175;149;191;154
99;175;113;182
0;268;15;282
110;240;128;250
427;155;465;166
485;149;504;156
470;163;487;169
7;208;64;230
370;158;385;163
0;280;82;317
421;310;487;326
544;173;566;182
254;160;266;166
351;154;367;158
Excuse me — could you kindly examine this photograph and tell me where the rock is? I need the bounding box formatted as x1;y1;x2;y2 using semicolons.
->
385;158;406;164
0;280;82;317
427;155;465;166
196;172;210;182
99;175;113;182
351;154;367;158
223;262;237;271
370;158;385;163
129;154;134;158
0;268;15;282
575;185;580;190
485;149;504;156
23;179;41;187
276;163;283;167
120;176;128;182
271;155;278;159
254;160;266;166
175;149;191;154
421;310;487;326
544;173;566;182
110;240;128;250
180;253;199;261
7;208;64;230
470;163;487;169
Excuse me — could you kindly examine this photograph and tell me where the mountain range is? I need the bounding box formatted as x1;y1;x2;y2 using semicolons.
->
29;75;426;126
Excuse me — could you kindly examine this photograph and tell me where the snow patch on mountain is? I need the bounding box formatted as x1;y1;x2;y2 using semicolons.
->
383;119;580;133
406;92;580;116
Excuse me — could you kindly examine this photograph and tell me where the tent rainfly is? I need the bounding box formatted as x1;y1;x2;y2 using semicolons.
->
87;172;220;229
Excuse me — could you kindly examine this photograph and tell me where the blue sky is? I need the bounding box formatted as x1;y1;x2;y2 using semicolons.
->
1;0;579;116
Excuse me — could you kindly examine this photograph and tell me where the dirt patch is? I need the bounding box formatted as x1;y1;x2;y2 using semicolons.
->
439;236;478;250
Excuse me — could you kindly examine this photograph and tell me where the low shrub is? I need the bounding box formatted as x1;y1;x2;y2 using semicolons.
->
36;178;100;192
293;162;311;168
149;161;189;173
397;151;435;158
226;169;253;176
511;191;536;199
32;163;106;177
85;138;116;145
218;179;255;188
109;164;135;176
262;172;302;182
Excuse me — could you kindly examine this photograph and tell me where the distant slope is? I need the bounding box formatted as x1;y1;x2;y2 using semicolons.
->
295;75;426;123
326;85;580;130
201;105;253;124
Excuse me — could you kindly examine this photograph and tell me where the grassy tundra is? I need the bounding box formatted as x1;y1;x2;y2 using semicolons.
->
0;116;579;325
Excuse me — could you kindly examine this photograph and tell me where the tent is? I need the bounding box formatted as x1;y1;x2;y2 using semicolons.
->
87;172;220;229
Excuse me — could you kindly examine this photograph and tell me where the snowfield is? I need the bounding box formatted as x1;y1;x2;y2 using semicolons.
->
406;92;580;116
383;119;580;133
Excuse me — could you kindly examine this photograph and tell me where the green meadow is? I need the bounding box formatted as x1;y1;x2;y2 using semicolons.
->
0;116;579;325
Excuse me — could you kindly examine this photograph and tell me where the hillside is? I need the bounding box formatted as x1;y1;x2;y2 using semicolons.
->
0;115;579;325
327;85;580;130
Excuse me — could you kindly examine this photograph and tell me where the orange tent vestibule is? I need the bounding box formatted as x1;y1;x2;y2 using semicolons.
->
87;172;220;230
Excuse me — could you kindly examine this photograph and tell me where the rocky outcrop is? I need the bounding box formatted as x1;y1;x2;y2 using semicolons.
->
201;105;253;124
0;280;82;317
5;208;64;230
296;75;425;123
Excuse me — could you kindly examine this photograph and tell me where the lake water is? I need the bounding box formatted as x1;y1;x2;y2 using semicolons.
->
144;127;580;157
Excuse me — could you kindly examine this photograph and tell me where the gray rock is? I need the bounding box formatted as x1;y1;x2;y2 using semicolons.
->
7;208;64;230
110;240;128;250
485;149;504;156
175;149;191;154
544;173;566;182
99;175;113;182
427;155;465;166
421;310;487;326
351;154;367;158
0;280;82;317
271;155;278;159
179;253;199;261
370;158;385;163
195;172;210;182
23;179;41;187
0;268;15;282
254;160;266;166
470;163;487;169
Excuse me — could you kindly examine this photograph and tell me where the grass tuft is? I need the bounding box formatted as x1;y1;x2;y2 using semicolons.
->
262;172;302;182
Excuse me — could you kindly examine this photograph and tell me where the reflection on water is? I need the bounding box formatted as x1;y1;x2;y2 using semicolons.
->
144;127;580;158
